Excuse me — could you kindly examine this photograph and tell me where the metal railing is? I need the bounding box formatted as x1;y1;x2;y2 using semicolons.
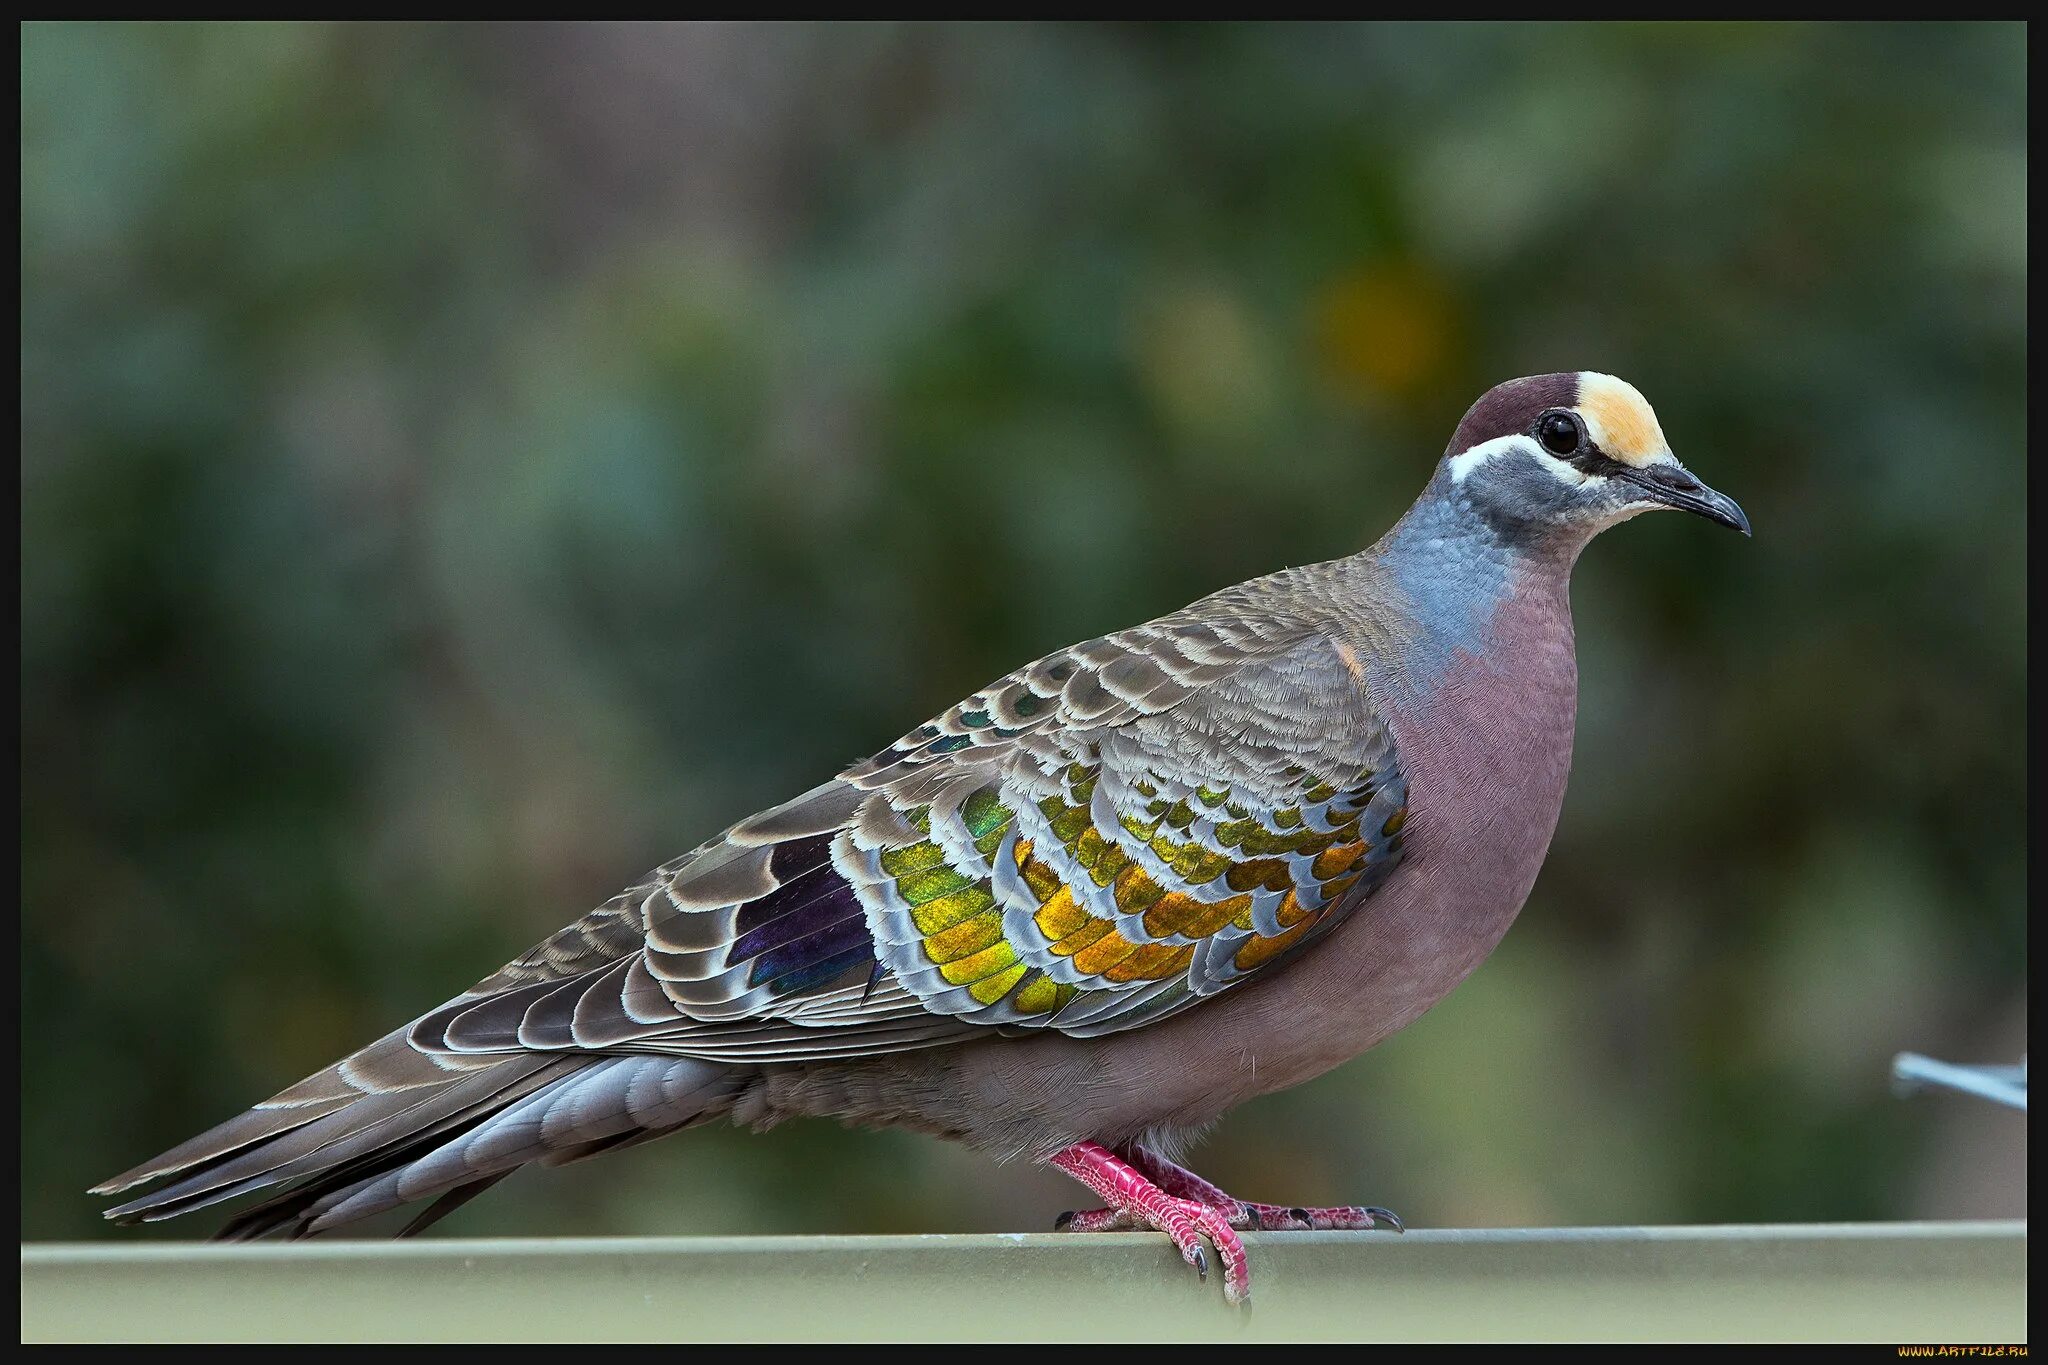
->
20;1221;2027;1342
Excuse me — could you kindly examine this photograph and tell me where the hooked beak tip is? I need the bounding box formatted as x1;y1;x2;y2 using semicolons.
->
1625;463;1750;537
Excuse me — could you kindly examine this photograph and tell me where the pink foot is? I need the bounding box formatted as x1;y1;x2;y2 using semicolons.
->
1126;1144;1404;1232
1047;1141;1252;1307
1051;1143;1404;1296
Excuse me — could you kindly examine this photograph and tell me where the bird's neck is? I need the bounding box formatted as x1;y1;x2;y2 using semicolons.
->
1336;472;1587;702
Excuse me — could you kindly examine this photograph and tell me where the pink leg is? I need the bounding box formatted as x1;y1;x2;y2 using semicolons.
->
1047;1141;1252;1307
1121;1147;1238;1205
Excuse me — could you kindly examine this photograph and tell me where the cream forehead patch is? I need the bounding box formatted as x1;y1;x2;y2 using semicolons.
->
1576;372;1672;468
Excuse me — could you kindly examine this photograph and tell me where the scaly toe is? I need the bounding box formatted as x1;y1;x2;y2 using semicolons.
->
1297;1204;1404;1232
1295;1204;1398;1232
1185;1201;1251;1306
1054;1206;1137;1233
1229;1200;1405;1232
1135;1196;1248;1303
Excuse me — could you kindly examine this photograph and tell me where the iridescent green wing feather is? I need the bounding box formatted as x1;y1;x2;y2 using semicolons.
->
845;601;1407;1037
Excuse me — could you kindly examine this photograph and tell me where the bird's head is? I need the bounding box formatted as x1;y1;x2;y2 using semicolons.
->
1438;372;1750;545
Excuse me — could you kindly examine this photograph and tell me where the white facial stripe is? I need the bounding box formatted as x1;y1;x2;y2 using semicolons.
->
1447;434;1530;483
1447;433;1608;488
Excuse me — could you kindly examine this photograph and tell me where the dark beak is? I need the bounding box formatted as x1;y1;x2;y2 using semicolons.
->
1619;462;1751;536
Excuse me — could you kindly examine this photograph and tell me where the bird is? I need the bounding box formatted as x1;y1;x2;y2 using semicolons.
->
93;371;1749;1306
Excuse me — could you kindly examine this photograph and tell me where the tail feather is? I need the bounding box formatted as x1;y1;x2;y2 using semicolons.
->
100;1024;739;1238
91;1024;492;1197
208;1084;557;1243
301;1056;736;1233
396;1172;517;1238
106;1054;570;1225
90;1095;352;1199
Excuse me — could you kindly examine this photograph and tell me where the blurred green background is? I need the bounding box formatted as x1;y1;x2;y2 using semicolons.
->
21;21;2026;1243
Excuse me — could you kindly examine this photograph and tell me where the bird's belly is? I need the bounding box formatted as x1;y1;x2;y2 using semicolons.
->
1059;776;1571;1136
1136;612;1583;1122
1018;615;1578;1143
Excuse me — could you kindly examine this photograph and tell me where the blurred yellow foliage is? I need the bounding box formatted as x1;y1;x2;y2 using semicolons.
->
1312;262;1458;403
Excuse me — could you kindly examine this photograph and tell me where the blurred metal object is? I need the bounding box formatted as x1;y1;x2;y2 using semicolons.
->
1892;1053;2027;1111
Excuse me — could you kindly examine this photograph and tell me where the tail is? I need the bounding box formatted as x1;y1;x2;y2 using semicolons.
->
93;1026;740;1239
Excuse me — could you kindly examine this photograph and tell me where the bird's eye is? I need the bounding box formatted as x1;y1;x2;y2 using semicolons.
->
1536;411;1584;457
